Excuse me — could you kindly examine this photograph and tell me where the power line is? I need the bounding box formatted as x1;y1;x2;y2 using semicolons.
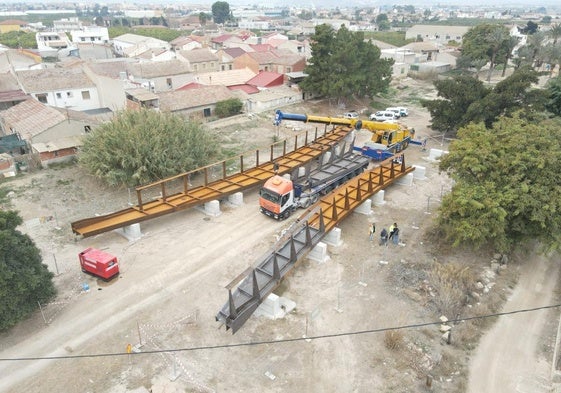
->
1;303;560;362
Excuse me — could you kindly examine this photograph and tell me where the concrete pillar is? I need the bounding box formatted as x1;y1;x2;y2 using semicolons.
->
397;173;414;186
323;227;342;247
354;198;372;215
116;223;142;242
372;190;386;206
255;293;296;319
228;192;243;206
204;200;221;217
322;151;332;165
413;165;427;180
308;242;329;264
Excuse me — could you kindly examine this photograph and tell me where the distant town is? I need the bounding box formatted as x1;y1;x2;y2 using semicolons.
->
0;1;559;171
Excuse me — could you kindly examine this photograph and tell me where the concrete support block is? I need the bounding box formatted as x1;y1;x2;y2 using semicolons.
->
428;148;449;161
254;293;296;320
323;227;342;247
322;152;332;165
412;165;427;180
308;241;329;264
397;173;414;186
116;223;142;242
204;200;221;217
227;192;243;206
372;190;386;206
297;166;306;177
354;198;372;215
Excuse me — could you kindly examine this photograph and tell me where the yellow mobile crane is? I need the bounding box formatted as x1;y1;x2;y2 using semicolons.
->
273;110;416;161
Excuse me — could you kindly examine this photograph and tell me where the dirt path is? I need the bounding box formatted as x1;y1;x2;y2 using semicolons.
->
468;253;560;393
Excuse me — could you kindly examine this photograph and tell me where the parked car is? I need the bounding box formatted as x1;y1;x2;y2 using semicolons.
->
343;111;359;119
386;107;409;117
369;111;398;122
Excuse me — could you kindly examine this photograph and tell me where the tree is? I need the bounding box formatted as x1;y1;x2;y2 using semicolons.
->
546;76;561;116
501;35;520;77
437;115;561;252
421;75;488;133
522;21;539;35
79;109;222;187
0;211;56;331
214;98;243;118
0;31;38;49
211;1;230;24
461;24;511;82
549;23;561;45
375;14;390;31
300;24;393;105
467;66;547;127
421;67;546;132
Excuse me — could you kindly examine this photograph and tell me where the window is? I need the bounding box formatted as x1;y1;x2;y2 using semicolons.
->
203;108;211;117
193;64;198;71
56;92;62;99
166;78;172;89
36;93;47;103
81;90;90;100
66;92;73;98
228;65;232;70
221;64;225;71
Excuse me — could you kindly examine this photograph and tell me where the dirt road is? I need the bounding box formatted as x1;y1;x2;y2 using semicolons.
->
468;253;560;393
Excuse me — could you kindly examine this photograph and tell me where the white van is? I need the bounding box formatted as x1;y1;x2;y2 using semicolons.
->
385;107;401;118
370;111;398;122
387;107;408;117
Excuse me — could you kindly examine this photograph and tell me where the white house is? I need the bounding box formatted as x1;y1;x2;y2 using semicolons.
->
36;31;74;56
112;33;170;58
16;67;102;111
71;26;109;44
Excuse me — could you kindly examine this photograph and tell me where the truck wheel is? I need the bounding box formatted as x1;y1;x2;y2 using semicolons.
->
302;198;311;208
311;195;319;204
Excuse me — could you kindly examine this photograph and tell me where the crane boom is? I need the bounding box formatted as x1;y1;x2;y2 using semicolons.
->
272;109;414;161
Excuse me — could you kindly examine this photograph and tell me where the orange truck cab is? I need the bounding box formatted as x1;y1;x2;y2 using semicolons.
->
259;175;296;220
78;247;120;281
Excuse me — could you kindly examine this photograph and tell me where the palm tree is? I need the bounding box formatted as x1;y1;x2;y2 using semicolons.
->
501;36;520;77
486;26;509;82
548;23;561;45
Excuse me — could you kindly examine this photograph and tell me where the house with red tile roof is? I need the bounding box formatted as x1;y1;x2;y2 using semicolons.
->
247;71;284;89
